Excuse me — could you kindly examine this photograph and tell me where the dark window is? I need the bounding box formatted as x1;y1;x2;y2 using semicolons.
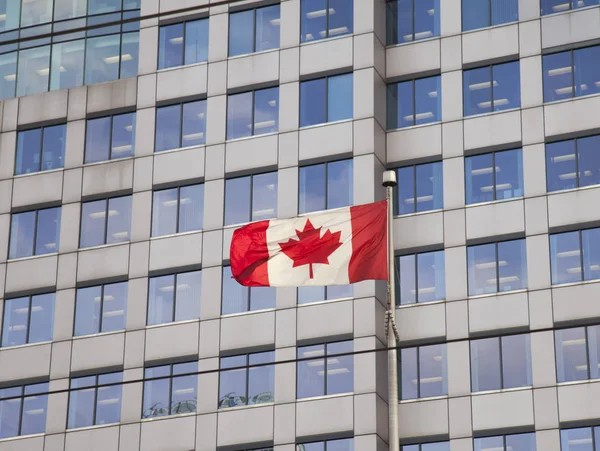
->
550;228;600;285
555;325;600;383
298;285;353;304
297;438;354;450
462;0;518;31
300;0;353;43
561;426;600;451
463;61;521;116
142;361;198;418
541;0;600;15
386;0;440;44
2;293;55;347
227;87;279;139
300;74;353;127
225;172;278;226
396;162;443;215
401;442;450;451
474;433;536;451
219;351;275;408
15;124;66;175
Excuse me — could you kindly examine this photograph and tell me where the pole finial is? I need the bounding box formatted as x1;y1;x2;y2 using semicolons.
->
382;170;398;187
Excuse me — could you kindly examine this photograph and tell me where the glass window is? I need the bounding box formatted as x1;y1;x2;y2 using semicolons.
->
222;265;275;314
9;207;61;259
158;18;208;70
465;149;523;204
74;282;127;336
85;112;135;163
467;239;528;296
88;0;121;15
474;433;536;451
143;361;198;418
155;100;207;152
2;293;54;347
15;124;66;175
297;340;354;398
17;45;51;97
300;73;353;127
50;39;85;91
387;76;441;129
120;31;139;78
229;5;280;57
79;196;132;248
301;0;353;43
0;1;20;32
68;372;123;429
386;0;440;44
21;0;52;27
462;0;518;31
395;162;443;215
219;351;275;408
543;46;600;102
85;34;120;85
550;228;600;285
224;172;277;226
298;284;353;304
556;325;600;383
542;0;600;15
561;427;600;451
152;184;204;236
399;344;447;400
147;271;201;326
463;61;521;116
0;382;48;438
401;443;450;451
471;334;532;392
54;0;87;20
227;86;279;139
298;439;354;451
395;250;445;306
546;136;600;192
299;159;353;214
0;52;17;100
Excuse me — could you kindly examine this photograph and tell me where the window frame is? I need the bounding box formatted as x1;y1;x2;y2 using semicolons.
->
386;0;441;44
463;61;521;117
394;161;443;215
461;0;519;31
297;284;354;304
399;343;448;400
560;426;600;451
84;111;136;164
464;148;523;204
73;281;128;336
14;123;66;175
401;442;451;451
394;250;446;306
154;99;207;152
67;371;123;429
226;86;279;140
224;171;278;226
473;433;537;451
221;265;276;315
299;73;354;128
549;227;600;285
8;206;61;259
142;361;198;418
158;17;209;70
386;75;442;130
0;382;49;438
1;293;55;347
298;159;354;214
300;0;353;43
79;195;132;248
151;183;204;237
298;438;355;450
546;136;600;192
228;4;280;57
146;270;202;326
555;325;600;383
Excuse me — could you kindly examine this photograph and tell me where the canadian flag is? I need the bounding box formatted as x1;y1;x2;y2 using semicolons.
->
230;201;388;287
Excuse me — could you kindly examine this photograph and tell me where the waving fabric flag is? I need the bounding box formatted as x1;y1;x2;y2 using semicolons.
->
230;201;388;287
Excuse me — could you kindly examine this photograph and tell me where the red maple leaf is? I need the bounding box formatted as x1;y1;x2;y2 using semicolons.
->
278;219;343;279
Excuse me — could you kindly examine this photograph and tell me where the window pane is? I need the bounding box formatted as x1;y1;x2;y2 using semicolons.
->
35;207;60;255
80;200;106;248
182;100;206;147
416;162;442;212
174;271;201;322
300;78;326;127
152;189;178;237
143;366;170;418
254;87;279;135
185;19;209;65
0;52;16;100
54;0;86;20
88;0;121;15
419;344;446;397
467;243;497;296
101;282;127;332
158;23;183;69
50;39;85;91
492;0;518;25
41;124;66;171
328;74;353;122
327;159;353;209
222;266;248;315
28;293;54;343
227;91;253;140
256;5;280;52
462;0;488;31
387;0;412;44
326;341;353;395
21;385;48;435
505;433;536;451
578;135;600;188
400;347;418;399
302;443;326;451
474;437;503;451
493;61;521;111
171;371;197;414
248;351;275;404
495;149;523;200
229;10;254;57
497;239;527;292
422;443;451;451
85;117;110;164
15;128;42;175
219;355;247;408
17;45;50;97
301;0;326;43
297;345;325;398
96;372;122;425
546;140;577;192
327;284;353;300
75;286;101;336
111;112;135;159
21;0;52;26
465;153;494;204
555;327;587;383
119;31;139;78
252;172;277;221
543;51;573;102
148;275;175;325
0;392;20;438
582;228;600;281
588;325;600;380
328;0;353;38
85;35;120;85
502;334;532;388
463;66;491;116
155;104;181;152
550;231;581;284
561;428;593;451
2;297;29;347
68;385;95;428
10;211;36;259
574;46;600;98
415;76;441;125
106;196;131;244
397;166;415;215
179;184;204;233
418;251;445;303
471;338;501;391
250;286;275;311
0;1;20;32
399;254;416;305
298;286;325;304
415;0;439;39
541;0;569;15
387;81;414;129
225;176;251;225
299;163;326;213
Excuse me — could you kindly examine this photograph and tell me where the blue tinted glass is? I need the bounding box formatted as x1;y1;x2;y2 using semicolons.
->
543;51;573;102
417;251;445;303
541;0;571;14
398;254;416;305
400;347;418;399
326;341;353;395
155;104;181;152
497;239;527;292
17;45;50;97
386;0;412;44
50;39;85;91
574;46;600;98
252;172;278;221
493;61;520;111
328;438;354;451
555;327;587;383
254;87;279;135
68;383;95;428
415;0;439;39
119;32;139;79
143;366;170;418
179;184;204;233
328;0;353;38
171;370;197;414
174;271;201;322
495;149;523;200
15;128;42;175
256;5;280;52
229;10;254;57
301;0;326;43
297;344;325;398
9;211;35;259
41;125;66;171
328;74;353;122
54;0;86;20
588;325;600;380
462;0;488;31
550;231;581;284
182;100;206;147
474;437;503;451
387;81;413;129
471;338;501;391
468;243;496;295
502;334;532;388
2;297;29;347
227;91;252;140
422;443;450;451
299;163;326;213
397;166;415;215
85;116;110;164
463;66;491;116
303;442;326;451
327;284;353;299
0;1;20;32
561;428;593;451
225;176;251;225
582;228;600;281
75;286;102;336
111;112;135;159
248;285;274;313
80;200;106;248
416;162;443;212
0;394;20;438
101;282;127;332
20;0;51;26
28;293;54;343
465;153;494;204
148;275;175;325
298;286;325;304
219;355;247;408
0;52;16;100
85;35;120;85
21;387;48;435
152;189;178;237
546;140;576;192
35;207;61;255
327;159;353;209
222;266;248;315
578;136;600;188
248;351;275;404
106;196;131;244
88;0;121;15
300;78;326;127
415;76;440;125
419;344;446;397
492;0;518;25
95;375;122;425
158;23;183;69
185;19;209;65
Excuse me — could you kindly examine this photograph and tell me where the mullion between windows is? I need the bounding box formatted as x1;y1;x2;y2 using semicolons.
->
32;210;40;257
178;104;185;149
495;242;500;292
92;377;99;426
108;115;115;160
38;127;45;172
98;285;105;333
324;162;330;210
103;200;110;245
416;347;421;397
175;187;181;234
571;50;575;100
245;354;250;405
574;138;580;189
182;21;188;66
172;273;178;322
325;76;330;124
412;80;417;127
411;0;415;41
325;0;330;39
492;152;497;201
324;345;328;395
252;9;257;53
16;387;24;435
251;90;256;136
579;230;585;283
498;337;504;389
168;365;174;414
25;295;33;344
413;253;419;304
489;66;494;111
412;165;417;214
586;326;592;380
488;0;492;28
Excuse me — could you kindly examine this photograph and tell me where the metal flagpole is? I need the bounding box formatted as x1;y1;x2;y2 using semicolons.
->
383;170;400;451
